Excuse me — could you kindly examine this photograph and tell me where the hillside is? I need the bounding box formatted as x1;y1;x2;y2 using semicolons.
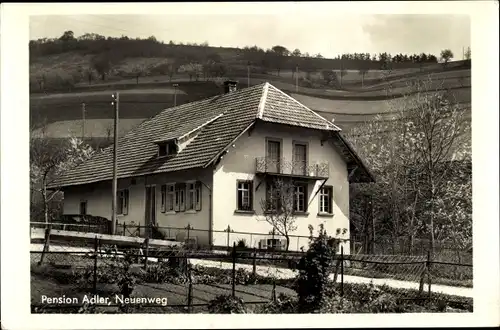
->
29;35;471;150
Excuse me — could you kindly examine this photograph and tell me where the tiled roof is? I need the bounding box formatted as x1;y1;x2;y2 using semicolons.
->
49;82;371;188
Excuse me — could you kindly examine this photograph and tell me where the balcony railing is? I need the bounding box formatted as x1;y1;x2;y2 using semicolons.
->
255;157;329;179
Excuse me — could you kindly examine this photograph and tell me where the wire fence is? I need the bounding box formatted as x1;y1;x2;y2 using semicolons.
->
31;228;473;314
31;221;472;265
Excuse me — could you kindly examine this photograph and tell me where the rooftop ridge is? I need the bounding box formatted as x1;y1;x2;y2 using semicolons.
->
267;83;341;131
256;82;269;119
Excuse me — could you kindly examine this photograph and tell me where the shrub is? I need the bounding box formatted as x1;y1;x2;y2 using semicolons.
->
207;294;246;314
142;263;172;283
258;293;297;313
296;224;338;312
236;239;248;249
362;293;399;313
319;296;356;314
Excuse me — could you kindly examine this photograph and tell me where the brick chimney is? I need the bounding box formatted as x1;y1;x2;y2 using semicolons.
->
223;80;238;93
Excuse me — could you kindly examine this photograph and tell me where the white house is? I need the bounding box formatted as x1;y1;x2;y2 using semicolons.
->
49;81;374;252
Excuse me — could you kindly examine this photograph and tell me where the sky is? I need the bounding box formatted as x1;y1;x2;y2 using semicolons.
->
29;11;470;59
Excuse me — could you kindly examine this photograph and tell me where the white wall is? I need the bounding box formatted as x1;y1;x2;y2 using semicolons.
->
212;121;351;252
63;168;213;246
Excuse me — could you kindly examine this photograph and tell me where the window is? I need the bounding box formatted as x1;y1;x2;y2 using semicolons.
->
292;143;307;175
293;184;307;212
266;139;281;173
236;180;253;211
79;201;87;215
319;186;333;214
265;181;281;212
117;189;129;215
158;141;177;157
186;182;197;211
161;184;175;212
175;184;185;212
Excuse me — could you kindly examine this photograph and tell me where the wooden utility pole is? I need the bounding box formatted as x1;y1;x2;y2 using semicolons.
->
247;61;250;88
81;102;86;142
295;64;299;92
173;84;178;107
111;92;119;235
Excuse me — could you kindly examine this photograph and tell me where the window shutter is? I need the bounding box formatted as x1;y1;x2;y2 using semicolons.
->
304;184;309;212
195;182;202;211
329;186;333;214
249;181;254;210
180;184;186;212
160;185;166;213
174;185;180;212
124;189;129;215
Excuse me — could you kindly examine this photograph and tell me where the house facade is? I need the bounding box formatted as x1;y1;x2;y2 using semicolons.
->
53;81;374;252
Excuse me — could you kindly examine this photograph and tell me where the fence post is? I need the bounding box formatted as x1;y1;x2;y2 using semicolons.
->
340;245;344;297
418;260;426;296
38;227;51;265
226;225;231;252
187;262;193;313
137;224;141;237
143;238;150;270
427;250;432;299
252;247;257;276
123;222;126;236
232;242;236;298
93;235;98;295
272;278;277;302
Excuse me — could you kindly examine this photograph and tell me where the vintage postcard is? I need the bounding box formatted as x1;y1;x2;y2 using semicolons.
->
1;1;499;329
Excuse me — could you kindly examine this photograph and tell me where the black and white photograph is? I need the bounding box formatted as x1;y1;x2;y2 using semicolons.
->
1;1;499;328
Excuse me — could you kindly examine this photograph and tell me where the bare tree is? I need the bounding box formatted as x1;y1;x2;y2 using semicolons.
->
260;178;298;251
30;125;95;224
346;75;470;255
132;63;151;84
398;77;470;253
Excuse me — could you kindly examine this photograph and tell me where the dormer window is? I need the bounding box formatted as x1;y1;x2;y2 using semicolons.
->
158;141;177;157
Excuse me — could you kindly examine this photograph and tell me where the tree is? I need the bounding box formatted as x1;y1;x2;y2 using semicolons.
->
91;54;112;81
292;48;302;57
339;60;348;87
59;30;75;42
271;45;290;57
440;49;454;67
260;178;298;251
132;63;150;84
346;75;471;255
397;77;470;253
358;62;370;87
179;62;203;81
296;224;337;311
30;126;95;224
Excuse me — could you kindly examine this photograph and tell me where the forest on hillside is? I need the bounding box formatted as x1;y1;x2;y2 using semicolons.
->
29;31;473;94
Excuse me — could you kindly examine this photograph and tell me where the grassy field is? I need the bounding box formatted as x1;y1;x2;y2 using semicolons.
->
29;51;471;145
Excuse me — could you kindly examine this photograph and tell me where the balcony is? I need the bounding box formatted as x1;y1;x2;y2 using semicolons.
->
255;157;329;180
